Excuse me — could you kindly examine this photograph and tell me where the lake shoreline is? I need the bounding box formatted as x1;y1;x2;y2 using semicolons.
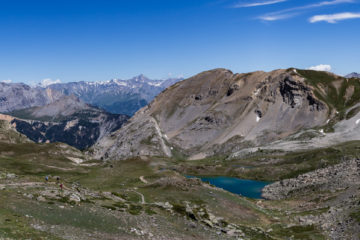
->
186;175;272;199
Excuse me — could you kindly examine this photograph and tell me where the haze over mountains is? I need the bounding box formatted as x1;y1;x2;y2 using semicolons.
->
0;82;63;113
46;75;183;116
345;72;360;79
1;74;182;117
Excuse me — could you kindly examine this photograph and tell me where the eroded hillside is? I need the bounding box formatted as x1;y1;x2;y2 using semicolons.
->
94;68;360;161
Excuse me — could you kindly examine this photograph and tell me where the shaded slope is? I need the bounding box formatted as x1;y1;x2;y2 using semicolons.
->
8;96;129;150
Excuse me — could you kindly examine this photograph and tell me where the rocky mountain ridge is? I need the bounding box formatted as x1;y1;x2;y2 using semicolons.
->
93;68;360;161
46;75;183;116
345;72;360;79
0;82;63;113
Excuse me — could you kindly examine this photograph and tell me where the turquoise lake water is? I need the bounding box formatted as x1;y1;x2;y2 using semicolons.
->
187;176;271;199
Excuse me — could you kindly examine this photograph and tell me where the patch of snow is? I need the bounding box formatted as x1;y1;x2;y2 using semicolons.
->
293;69;297;74
114;80;128;86
148;82;162;87
326;119;330;124
319;129;325;134
256;116;261;122
40;78;61;87
254;88;261;96
356;119;360;125
64;119;79;131
294;97;301;105
67;157;84;164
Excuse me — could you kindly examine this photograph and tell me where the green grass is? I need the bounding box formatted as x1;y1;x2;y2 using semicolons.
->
0;205;62;240
0;121;356;239
128;204;143;215
297;69;360;116
0;142;89;180
270;224;325;240
184;141;360;181
350;209;360;223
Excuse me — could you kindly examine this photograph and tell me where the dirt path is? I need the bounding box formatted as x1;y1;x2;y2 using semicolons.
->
129;190;146;204
0;182;45;188
139;176;148;184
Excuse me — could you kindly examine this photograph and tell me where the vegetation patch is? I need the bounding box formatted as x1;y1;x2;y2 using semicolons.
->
128;204;143;215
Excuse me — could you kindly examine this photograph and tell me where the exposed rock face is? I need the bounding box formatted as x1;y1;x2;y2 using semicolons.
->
94;68;330;160
0;82;63;113
46;75;183;116
0;115;30;144
262;158;360;200
262;159;360;240
8;96;128;150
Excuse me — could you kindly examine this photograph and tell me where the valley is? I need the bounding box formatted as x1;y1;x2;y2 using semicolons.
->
1;68;360;239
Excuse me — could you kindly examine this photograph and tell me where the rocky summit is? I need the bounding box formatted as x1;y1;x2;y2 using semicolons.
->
94;68;360;161
345;72;360;79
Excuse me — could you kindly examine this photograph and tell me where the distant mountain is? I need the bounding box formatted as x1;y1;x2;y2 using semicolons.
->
345;72;360;79
9;96;128;150
46;75;183;116
0;82;63;113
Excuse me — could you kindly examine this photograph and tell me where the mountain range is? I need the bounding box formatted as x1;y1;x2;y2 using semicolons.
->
1;68;360;239
0;82;63;113
345;72;360;79
46;75;183;116
93;68;360;160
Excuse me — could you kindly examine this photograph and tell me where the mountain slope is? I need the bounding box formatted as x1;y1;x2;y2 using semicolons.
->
46;75;183;116
0;82;63;113
94;68;360;160
8;96;129;150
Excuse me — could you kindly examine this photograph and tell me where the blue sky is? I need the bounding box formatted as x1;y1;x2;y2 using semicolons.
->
0;0;359;84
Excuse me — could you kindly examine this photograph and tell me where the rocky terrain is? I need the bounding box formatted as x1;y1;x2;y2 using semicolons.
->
262;158;360;239
46;75;183;116
94;68;360;161
6;96;128;150
0;82;63;113
1;68;360;239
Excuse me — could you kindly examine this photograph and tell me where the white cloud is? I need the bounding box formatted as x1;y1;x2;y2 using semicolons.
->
259;0;354;21
234;0;286;8
308;64;332;72
309;12;360;23
41;78;62;87
259;14;293;21
1;79;12;84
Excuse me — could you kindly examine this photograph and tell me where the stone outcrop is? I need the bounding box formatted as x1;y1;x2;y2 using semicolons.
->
262;158;360;200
